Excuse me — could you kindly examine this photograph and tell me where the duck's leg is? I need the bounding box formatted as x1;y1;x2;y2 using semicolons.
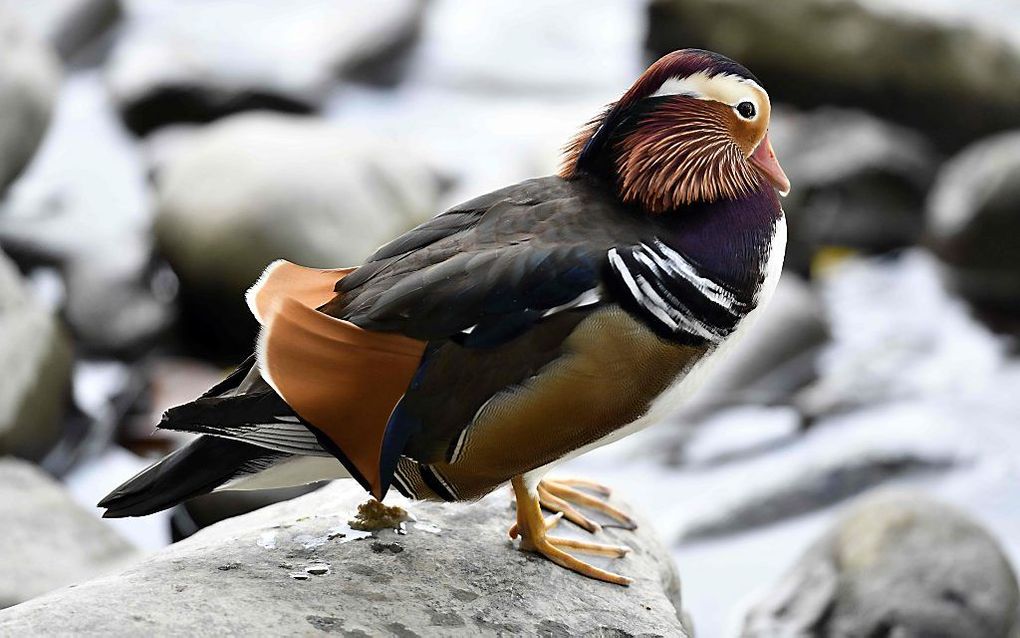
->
508;475;633;586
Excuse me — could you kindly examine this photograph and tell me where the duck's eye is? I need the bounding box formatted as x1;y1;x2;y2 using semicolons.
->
736;101;756;119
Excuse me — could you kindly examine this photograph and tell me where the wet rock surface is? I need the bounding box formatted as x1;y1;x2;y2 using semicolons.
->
646;0;1020;150
0;480;690;637
0;7;61;193
0;251;73;461
927;131;1020;322
740;491;1020;637
153;113;440;359
0;458;138;609
106;0;424;135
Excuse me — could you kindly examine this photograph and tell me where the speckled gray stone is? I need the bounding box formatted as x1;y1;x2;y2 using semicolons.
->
0;480;691;637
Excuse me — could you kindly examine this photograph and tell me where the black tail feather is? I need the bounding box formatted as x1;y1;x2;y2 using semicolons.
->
159;390;296;433
98;436;287;518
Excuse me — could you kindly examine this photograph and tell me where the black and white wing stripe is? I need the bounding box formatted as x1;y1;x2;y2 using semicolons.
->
606;241;753;345
158;391;332;457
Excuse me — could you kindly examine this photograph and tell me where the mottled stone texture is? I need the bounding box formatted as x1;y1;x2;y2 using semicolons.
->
0;480;691;637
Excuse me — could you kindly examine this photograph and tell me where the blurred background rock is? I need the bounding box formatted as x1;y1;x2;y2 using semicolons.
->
0;1;1018;635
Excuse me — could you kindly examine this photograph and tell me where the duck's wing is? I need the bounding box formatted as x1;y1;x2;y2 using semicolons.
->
325;176;616;345
252;177;634;498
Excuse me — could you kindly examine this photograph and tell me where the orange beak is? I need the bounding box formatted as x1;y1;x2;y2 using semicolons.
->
749;132;790;197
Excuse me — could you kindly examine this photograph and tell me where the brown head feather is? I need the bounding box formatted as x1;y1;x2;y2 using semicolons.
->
559;49;772;214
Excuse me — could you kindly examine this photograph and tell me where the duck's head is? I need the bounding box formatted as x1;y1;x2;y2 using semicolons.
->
560;49;790;213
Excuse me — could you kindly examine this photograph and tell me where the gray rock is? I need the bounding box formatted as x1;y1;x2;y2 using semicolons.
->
0;251;73;461
0;458;138;609
0;480;691;637
153;113;440;359
0;72;172;357
646;0;1020;150
170;484;326;542
927;131;1020;321
768;108;935;275
0;0;119;61
677;452;955;543
740;490;1020;637
0;7;61;193
106;0;424;135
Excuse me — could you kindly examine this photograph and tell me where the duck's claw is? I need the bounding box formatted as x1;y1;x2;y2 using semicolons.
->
537;478;637;533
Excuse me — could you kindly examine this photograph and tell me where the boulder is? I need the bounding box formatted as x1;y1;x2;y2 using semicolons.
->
927;131;1020;322
0;458;138;609
740;490;1020;637
0;7;61;193
0;0;119;61
106;0;424;135
646;0;1020;150
0;72;172;357
153;113;440;360
0;251;73;462
0;480;692;637
768;108;935;275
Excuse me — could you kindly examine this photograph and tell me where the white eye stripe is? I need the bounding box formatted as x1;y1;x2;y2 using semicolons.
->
649;72;767;114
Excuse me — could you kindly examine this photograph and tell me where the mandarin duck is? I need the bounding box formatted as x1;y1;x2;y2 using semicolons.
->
100;49;790;585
